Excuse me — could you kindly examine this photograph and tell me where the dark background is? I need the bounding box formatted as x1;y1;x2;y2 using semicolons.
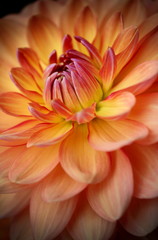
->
0;0;158;239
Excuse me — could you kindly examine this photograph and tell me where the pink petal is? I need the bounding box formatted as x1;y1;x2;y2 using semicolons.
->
60;124;110;183
41;165;87;202
121;197;158;236
124;143;158;198
96;91;136;120
30;185;78;240
87;150;133;221
68;197;116;240
9;144;60;184
88;118;148;151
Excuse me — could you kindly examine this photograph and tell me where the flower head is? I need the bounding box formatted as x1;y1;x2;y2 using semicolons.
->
0;0;158;239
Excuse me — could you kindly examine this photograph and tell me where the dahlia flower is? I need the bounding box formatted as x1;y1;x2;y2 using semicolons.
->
0;0;158;239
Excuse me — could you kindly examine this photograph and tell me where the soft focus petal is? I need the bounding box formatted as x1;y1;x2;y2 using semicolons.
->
9;144;60;184
60;124;110;183
41;165;86;202
139;13;158;39
124;143;158;198
88;118;148;151
87;150;133;221
68;197;116;240
121;197;158;236
30;185;78;240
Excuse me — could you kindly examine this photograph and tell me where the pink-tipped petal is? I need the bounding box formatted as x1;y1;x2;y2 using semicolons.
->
62;34;73;52
121;197;158;236
87;150;133;221
52;99;72;119
96;91;136;120
60;124;110;183
124;143;158;198
30;185;78;240
88;118;148;151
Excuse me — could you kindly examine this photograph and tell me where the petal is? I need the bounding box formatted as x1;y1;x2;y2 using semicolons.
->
0;189;31;218
41;165;86;202
124;143;158;198
10;210;34;240
0;92;31;117
129;93;158;144
96;91;136;120
88;118;148;152
60;124;110;183
68;197;116;240
139;13;158;39
75;7;97;43
121;198;158;236
9;144;60;184
112;61;158;95
28;15;62;64
87;150;133;221
27;121;73;147
30;185;78;240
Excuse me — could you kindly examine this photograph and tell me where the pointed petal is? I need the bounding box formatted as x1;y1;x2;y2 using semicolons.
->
129;93;158;144
112;61;158;95
41;165;86;202
60;124;110;183
68;197;116;240
9;144;59;184
124;143;158;198
121;198;158;236
30;186;78;240
87;150;133;221
0;189;31;218
75;7;97;43
27;121;73;147
88;118;148;151
28;15;62;64
62;34;73;52
52;99;72;119
96;91;136;120
0;92;31;117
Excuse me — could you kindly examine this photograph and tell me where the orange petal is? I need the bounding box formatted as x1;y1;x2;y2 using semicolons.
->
52;99;72;119
121;197;158;236
60;124;110;183
139;13;158;39
96;91;136;120
68;197;116;240
99;48;116;92
41;165;86;202
88;118;148;151
112;61;158;95
123;0;146;27
27;121;73;147
10;210;34;240
87;150;133;221
0;189;31;218
100;12;123;56
30;185;78;240
75;7;97;43
0;92;31;117
9;144;60;184
124;143;158;199
129;93;158;144
28;15;62;64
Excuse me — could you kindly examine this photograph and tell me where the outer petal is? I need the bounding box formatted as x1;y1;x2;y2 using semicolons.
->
41;165;87;202
9;144;60;184
88;118;148;152
121;198;158;236
112;61;158;95
27;121;73;147
124;143;158;198
68;197;116;240
27;15;62;64
87;150;133;221
60;124;110;183
30;185;78;240
0;189;31;218
129;93;158;144
139;13;158;39
96;91;136;120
